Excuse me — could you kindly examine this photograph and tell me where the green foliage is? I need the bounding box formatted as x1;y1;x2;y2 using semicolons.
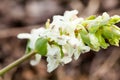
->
35;38;48;56
86;15;96;20
96;30;109;49
25;40;32;54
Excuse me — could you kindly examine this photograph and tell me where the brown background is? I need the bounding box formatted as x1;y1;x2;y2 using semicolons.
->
0;0;120;80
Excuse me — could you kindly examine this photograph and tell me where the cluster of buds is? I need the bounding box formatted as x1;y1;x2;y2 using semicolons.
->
17;10;120;72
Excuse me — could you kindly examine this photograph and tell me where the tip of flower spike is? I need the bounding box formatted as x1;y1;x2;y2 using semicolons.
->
17;10;120;73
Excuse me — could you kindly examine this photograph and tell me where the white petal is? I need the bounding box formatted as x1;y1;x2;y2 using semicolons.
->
30;54;41;66
68;37;79;47
47;56;59;72
56;35;69;45
31;27;45;35
17;33;31;39
47;45;60;56
111;15;120;19
81;46;90;53
89;33;99;45
64;10;78;20
29;35;39;49
61;57;72;64
102;12;110;21
74;50;80;60
62;43;74;57
47;62;59;73
89;33;100;51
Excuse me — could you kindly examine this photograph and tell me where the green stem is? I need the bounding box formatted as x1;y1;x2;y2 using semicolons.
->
0;51;37;76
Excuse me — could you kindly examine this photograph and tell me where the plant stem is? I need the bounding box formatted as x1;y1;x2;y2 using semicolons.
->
0;51;36;76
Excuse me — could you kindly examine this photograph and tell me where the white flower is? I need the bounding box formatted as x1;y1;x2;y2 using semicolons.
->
68;37;90;60
17;27;46;49
62;43;74;57
17;27;47;66
53;35;70;45
46;44;72;72
46;45;61;72
17;10;120;73
50;10;83;36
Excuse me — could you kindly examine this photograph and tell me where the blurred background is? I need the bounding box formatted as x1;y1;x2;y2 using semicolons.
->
0;0;120;80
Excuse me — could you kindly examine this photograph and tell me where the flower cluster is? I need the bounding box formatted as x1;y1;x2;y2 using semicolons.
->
17;10;120;72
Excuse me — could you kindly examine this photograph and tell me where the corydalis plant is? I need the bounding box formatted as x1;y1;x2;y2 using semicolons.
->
17;10;120;72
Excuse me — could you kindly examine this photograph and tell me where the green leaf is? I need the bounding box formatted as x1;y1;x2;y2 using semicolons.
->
96;30;109;49
87;20;102;33
102;26;120;46
35;38;48;56
86;15;96;20
59;45;64;58
25;40;32;54
78;25;91;46
111;25;120;37
108;16;120;25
